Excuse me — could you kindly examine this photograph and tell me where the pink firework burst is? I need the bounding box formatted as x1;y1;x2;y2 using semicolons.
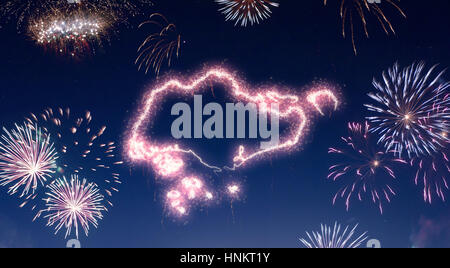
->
0;123;58;198
328;122;407;214
40;175;106;239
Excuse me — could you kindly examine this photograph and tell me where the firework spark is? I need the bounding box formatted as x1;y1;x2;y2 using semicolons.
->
136;13;182;76
227;184;240;196
26;108;123;208
215;0;279;27
40;175;106;239
365;62;450;159
324;0;406;55
165;176;214;216
0;123;58;198
300;222;368;248
126;66;339;216
127;67;339;176
328;122;407;214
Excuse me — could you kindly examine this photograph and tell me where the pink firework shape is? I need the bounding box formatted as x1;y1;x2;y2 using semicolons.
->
126;66;340;215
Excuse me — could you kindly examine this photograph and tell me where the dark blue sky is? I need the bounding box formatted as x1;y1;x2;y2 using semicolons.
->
0;0;449;248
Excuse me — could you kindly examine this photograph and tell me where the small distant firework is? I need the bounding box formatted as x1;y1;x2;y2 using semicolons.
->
324;0;406;55
2;0;153;57
328;122;407;214
1;0;153;31
300;222;368;248
365;62;450;159
136;13;182;76
28;10;105;57
215;0;279;27
41;175;106;239
227;184;240;196
0;123;58;198
26;108;123;208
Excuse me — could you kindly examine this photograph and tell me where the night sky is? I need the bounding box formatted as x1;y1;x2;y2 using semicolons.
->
0;0;450;248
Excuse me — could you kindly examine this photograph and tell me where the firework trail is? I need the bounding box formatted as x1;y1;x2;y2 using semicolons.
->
412;149;450;204
215;0;279;27
126;66;339;216
0;123;58;199
365;62;450;159
328;122;407;214
324;0;406;55
26;108;123;208
300;222;368;248
136;13;182;76
127;67;339;176
40;175;106;239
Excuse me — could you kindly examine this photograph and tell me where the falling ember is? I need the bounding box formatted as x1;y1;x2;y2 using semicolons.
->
215;0;280;27
324;0;406;55
0;123;58;198
136;13;182;76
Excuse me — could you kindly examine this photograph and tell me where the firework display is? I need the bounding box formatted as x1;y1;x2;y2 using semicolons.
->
136;13;181;76
0;0;449;250
328;122;407;214
324;0;406;54
25;108;123;208
40;175;106;239
0;123;58;198
215;0;279;27
365;62;450;159
300;222;368;248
